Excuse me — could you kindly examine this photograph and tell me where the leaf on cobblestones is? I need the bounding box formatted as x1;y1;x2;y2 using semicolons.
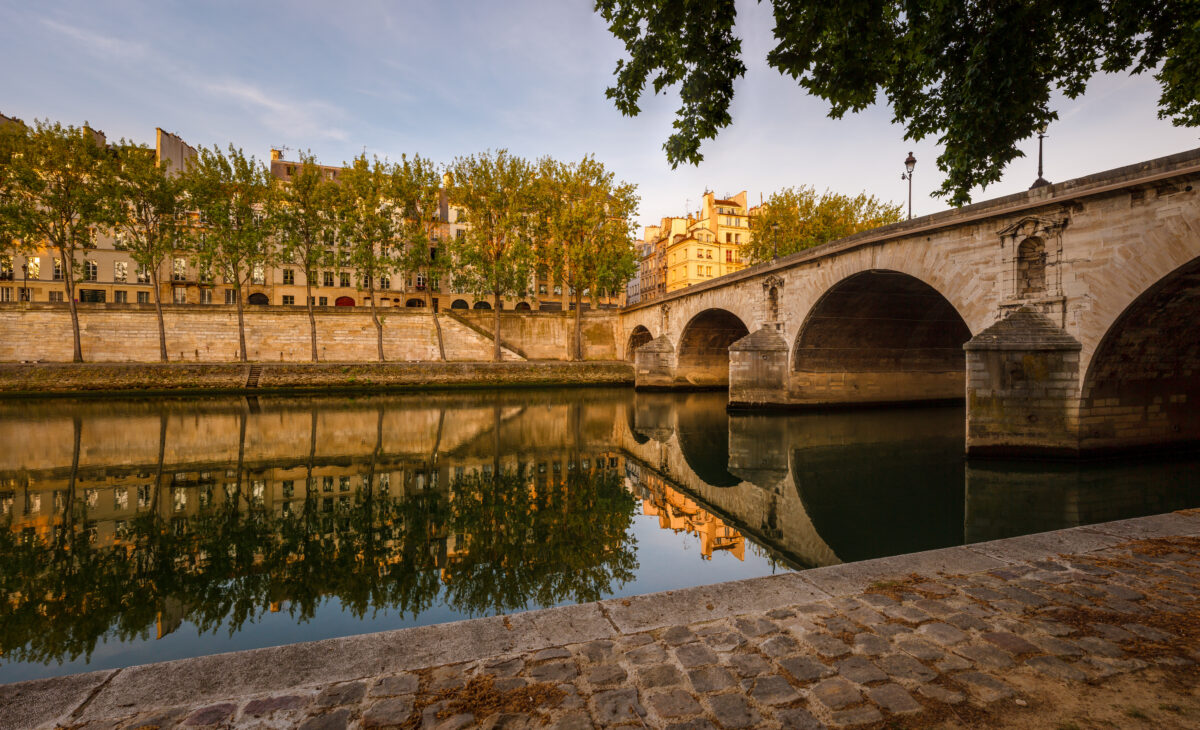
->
403;674;565;729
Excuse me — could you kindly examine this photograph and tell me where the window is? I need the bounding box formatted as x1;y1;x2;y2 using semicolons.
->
725;233;732;243
538;284;547;295
53;259;64;281
282;480;294;498
173;287;187;304
339;272;350;288
414;274;425;289
726;250;733;262
380;275;390;290
0;288;10;302
283;269;295;285
173;258;187;281
136;265;150;284
26;258;40;279
323;271;334;287
318;296;327;306
49;291;64;303
17;287;29;302
80;289;105;302
114;290;128;303
0;257;11;280
136;291;149;304
282;295;295;305
251;264;265;285
200;289;212;304
83;260;98;281
224;289;237;304
199;268;212;284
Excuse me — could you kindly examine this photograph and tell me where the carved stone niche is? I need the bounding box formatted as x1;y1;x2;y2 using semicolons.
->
997;215;1068;304
762;274;785;328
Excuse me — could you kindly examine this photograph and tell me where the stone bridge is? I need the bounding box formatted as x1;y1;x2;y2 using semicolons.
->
620;149;1200;457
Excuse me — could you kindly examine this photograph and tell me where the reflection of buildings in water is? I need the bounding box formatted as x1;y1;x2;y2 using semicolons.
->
635;471;745;562
0;449;626;636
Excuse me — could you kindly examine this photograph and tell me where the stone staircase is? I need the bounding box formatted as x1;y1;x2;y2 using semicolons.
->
436;314;525;361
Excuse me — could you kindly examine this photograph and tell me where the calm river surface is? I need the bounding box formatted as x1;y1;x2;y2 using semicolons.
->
1;388;1197;682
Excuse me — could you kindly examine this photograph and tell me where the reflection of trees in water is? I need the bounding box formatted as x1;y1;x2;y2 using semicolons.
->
0;466;636;667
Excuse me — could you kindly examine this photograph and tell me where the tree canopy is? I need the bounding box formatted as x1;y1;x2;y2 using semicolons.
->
595;0;1200;205
745;186;902;263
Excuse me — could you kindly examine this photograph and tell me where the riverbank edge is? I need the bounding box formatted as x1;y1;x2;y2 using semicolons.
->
5;509;1199;729
0;361;634;396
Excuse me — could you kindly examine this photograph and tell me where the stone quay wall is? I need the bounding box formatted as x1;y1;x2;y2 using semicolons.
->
0;304;621;364
0;361;634;395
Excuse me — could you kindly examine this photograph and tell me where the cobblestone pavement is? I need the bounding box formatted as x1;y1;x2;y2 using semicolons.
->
11;512;1200;729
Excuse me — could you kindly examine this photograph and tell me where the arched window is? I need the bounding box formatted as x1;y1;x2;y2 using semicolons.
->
450;299;469;309
1017;237;1046;297
473;301;492;310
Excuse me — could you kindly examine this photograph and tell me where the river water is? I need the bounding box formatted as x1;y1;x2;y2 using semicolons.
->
1;388;1196;682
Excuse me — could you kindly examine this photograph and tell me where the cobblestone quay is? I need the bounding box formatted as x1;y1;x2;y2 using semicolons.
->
5;510;1200;729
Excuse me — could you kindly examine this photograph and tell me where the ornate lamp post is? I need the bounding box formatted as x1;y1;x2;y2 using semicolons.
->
1030;125;1050;189
901;152;916;220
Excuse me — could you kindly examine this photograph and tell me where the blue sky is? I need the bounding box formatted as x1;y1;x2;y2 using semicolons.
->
3;0;1197;229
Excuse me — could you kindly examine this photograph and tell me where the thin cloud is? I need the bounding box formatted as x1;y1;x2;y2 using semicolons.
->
41;18;146;60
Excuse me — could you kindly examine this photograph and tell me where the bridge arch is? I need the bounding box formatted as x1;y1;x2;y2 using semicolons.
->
1078;255;1200;451
626;325;653;361
677;308;750;387
791;270;971;405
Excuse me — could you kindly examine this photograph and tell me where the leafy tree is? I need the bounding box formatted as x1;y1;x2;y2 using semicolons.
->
2;120;115;361
447;151;537;361
535;156;639;360
179;145;276;362
337;153;399;362
275;152;337;362
106;141;183;362
745;186;902;263
0;120;29;275
389;154;447;310
595;0;1200;204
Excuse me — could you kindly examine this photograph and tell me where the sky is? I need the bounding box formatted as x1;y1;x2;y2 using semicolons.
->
3;0;1197;230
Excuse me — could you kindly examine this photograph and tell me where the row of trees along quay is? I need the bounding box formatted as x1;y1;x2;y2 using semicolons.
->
0;120;639;363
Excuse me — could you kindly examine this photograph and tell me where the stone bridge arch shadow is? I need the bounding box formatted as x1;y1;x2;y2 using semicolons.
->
675;309;750;388
626;325;653;362
1077;255;1200;453
788;270;972;406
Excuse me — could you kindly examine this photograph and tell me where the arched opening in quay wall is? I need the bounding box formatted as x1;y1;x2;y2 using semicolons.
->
791;270;971;405
1079;255;1200;452
677;309;750;387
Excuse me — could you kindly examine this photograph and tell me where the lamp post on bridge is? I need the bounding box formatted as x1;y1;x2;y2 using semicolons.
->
901;152;916;220
1030;125;1050;189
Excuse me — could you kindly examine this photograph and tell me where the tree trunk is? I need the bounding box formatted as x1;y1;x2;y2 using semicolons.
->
370;279;384;362
151;266;167;362
305;274;318;362
62;245;83;363
573;288;584;361
493;289;502;362
234;280;248;362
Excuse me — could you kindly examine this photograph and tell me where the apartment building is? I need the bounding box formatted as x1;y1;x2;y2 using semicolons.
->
665;191;751;293
630;190;754;302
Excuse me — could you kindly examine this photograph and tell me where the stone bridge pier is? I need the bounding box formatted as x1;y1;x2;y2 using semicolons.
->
623;149;1200;457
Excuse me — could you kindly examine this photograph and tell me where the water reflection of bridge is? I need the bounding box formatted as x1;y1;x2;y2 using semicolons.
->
3;390;1197;570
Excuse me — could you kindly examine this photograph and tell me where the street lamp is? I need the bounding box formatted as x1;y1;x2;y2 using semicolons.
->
1030;125;1050;189
901;152;916;220
770;222;780;261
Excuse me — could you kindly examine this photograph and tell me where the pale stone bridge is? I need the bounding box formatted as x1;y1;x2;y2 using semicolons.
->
621;149;1200;457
